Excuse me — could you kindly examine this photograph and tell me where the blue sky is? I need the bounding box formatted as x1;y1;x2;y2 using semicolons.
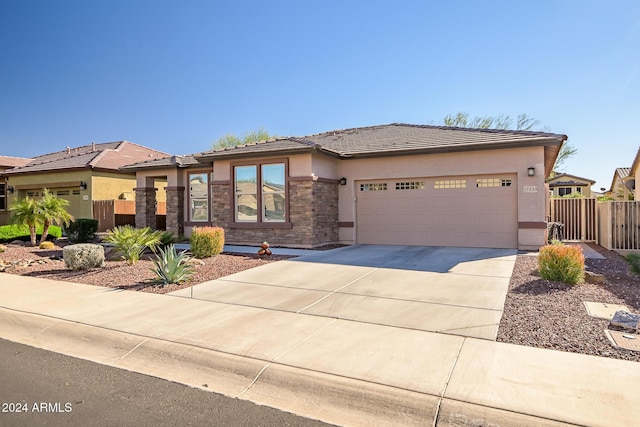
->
1;1;638;191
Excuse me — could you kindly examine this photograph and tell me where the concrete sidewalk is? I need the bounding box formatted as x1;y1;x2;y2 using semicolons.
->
1;273;639;426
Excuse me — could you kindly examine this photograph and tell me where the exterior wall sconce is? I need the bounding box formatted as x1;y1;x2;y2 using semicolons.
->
7;185;14;194
80;181;88;190
339;177;347;186
527;167;535;177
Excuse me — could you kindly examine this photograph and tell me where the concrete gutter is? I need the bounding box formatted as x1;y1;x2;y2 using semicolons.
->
1;273;639;426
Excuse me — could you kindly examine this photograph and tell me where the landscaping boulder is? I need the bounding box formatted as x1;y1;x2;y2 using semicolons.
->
610;310;640;330
584;270;607;285
0;244;5;253
63;243;105;270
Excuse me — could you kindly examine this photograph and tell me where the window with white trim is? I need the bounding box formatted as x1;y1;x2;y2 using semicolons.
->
434;179;466;189
0;182;6;210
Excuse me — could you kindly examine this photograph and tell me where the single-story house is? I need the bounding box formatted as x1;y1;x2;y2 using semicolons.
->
0;141;169;225
547;173;595;197
0;155;33;225
124;123;567;250
629;147;640;200
606;167;633;200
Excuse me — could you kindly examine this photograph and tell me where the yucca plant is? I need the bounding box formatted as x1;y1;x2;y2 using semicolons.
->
103;225;163;265
151;244;195;285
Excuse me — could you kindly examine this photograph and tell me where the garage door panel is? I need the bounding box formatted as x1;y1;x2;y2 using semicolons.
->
356;175;517;248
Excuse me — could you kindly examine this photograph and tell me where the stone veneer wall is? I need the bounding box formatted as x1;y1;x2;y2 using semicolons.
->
165;187;185;237
135;188;157;230
211;179;338;247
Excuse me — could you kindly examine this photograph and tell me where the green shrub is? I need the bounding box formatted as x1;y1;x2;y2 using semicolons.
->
625;253;640;275
65;218;99;243
0;224;62;243
190;226;225;258
151;244;195;285
159;230;176;248
538;244;585;284
103;225;163;265
39;241;55;250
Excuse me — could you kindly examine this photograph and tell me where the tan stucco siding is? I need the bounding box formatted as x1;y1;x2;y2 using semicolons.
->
335;146;547;249
91;172;141;201
6;170;93;220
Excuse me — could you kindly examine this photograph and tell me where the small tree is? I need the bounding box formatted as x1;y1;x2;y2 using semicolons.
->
39;189;73;243
212;127;276;150
9;197;40;245
442;112;577;173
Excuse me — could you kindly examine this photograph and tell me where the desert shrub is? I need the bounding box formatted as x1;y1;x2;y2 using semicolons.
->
151;244;195;285
0;224;62;243
39;241;55;250
538;244;585;284
190;226;225;258
625;253;640;275
103;225;163;265
65;218;98;243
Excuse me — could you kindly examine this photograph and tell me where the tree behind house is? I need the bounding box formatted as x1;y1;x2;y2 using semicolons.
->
442;111;577;173
212;127;276;150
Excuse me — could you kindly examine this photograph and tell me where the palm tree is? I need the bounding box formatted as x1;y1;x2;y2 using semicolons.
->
9;197;40;246
39;188;73;244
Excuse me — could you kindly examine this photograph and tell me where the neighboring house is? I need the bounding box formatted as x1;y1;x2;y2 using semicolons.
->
124;123;566;250
0;141;169;226
0;155;33;225
629;147;640;200
547;173;595;197
606;167;633;200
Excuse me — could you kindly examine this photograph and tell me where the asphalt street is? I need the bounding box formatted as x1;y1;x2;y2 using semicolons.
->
0;338;333;427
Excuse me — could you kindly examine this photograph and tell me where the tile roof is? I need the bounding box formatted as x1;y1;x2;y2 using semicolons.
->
0;155;32;168
120;154;199;171
2;141;169;175
547;173;595;185
196;123;567;160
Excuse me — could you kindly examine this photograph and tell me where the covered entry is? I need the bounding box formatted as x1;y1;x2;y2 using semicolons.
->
355;174;518;248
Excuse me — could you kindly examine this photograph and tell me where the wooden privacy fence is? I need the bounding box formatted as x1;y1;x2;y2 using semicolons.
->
549;198;597;242
93;200;166;232
597;201;640;251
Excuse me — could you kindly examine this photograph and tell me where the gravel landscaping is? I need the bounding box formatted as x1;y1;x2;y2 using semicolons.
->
1;241;639;361
0;242;291;294
498;244;640;362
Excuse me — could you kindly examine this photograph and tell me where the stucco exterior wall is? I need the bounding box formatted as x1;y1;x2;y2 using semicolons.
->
334;146;547;250
6;170;94;220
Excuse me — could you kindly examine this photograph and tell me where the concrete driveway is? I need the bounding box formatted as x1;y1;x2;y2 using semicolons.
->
171;245;516;340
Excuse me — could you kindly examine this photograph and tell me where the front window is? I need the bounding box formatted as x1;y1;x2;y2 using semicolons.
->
234;162;286;223
189;173;209;221
235;166;258;221
559;187;572;196
0;182;6;210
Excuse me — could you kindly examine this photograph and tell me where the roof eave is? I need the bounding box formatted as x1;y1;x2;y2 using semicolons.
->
195;146;315;161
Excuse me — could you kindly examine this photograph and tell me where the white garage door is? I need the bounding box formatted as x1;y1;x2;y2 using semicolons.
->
356;175;517;248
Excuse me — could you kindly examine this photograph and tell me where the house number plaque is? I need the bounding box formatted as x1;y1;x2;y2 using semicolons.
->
523;186;538;193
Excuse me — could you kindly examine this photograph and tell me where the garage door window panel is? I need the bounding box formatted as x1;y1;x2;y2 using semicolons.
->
434;179;467;189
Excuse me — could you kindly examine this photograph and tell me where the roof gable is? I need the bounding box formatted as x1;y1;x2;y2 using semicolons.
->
3;141;169;175
547;173;595;185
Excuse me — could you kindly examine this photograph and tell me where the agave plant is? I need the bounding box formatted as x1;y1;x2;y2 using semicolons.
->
103;225;163;265
151;244;195;285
